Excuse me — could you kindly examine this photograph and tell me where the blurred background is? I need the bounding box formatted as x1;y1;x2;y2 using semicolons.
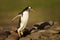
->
0;0;60;28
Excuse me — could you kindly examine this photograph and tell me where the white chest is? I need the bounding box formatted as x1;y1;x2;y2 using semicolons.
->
23;11;29;17
21;11;29;22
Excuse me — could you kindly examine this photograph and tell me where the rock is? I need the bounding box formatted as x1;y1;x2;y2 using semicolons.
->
5;31;19;40
0;26;11;40
0;34;7;40
33;21;54;30
19;29;60;40
0;21;60;40
19;37;30;40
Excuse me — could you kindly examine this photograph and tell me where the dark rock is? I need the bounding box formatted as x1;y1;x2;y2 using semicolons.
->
33;21;54;30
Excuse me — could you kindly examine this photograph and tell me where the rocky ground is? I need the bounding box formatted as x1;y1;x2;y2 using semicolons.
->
0;21;60;40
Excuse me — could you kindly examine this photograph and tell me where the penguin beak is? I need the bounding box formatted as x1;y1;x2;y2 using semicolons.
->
11;14;21;22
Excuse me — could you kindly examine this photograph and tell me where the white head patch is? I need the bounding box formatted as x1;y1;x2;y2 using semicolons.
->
28;6;31;9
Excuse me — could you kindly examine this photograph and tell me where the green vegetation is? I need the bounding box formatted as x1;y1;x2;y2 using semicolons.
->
0;0;60;25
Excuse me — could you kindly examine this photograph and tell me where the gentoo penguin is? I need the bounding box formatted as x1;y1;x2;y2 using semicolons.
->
11;6;32;37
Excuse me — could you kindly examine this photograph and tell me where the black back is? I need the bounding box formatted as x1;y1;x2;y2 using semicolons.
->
17;6;30;29
19;6;29;15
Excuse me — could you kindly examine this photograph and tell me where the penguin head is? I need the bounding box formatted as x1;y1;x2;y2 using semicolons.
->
23;6;32;11
28;6;32;9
